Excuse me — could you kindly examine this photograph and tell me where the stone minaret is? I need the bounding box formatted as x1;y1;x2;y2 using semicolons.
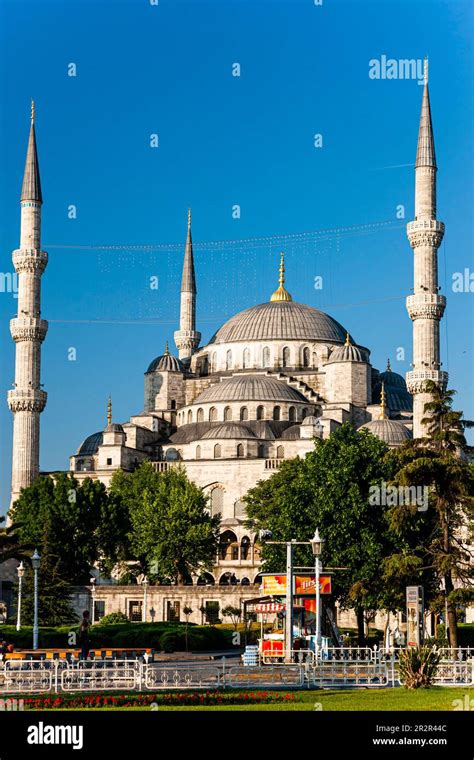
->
174;209;200;364
8;101;48;507
406;61;448;438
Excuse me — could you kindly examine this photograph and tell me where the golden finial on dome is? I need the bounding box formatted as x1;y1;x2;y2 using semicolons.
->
107;396;112;426
379;383;387;420
345;332;351;347
164;341;170;356
386;358;391;372
270;252;292;302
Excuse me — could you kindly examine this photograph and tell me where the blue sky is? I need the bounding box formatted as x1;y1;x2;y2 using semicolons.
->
0;0;473;513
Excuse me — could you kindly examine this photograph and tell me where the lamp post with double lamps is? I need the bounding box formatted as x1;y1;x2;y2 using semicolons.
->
16;561;25;631
31;549;41;650
310;529;324;651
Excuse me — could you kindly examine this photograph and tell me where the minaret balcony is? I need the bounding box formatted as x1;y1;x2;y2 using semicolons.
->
12;248;48;274
7;388;47;413
406;370;449;394
406;219;444;249
10;317;48;343
406;293;446;320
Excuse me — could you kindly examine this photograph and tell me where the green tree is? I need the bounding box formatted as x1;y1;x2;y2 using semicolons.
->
21;515;77;626
388;385;474;649
0;517;31;564
125;465;220;583
221;605;242;630
245;423;398;644
10;474;115;584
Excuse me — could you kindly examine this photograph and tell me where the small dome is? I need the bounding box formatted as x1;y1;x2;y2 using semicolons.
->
202;423;256;440
360;419;412;446
302;415;320;426
147;350;184;373
373;364;412;412
104;423;124;434
77;431;103;455
194;374;308;404
327;341;364;364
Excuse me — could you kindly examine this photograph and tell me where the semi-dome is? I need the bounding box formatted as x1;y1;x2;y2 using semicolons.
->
147;343;184;373
359;419;412;446
193;374;308;404
208;301;349;345
302;415;320;426
327;342;364;364
77;431;103;455
201;423;256;439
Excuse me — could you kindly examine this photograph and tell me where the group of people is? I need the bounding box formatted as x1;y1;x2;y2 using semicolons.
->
0;640;14;657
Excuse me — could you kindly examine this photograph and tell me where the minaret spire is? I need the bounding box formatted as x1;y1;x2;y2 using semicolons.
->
8;102;48;508
174;209;200;364
406;70;447;437
107;396;112;426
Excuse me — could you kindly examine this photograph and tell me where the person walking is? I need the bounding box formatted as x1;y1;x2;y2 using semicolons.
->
79;610;91;660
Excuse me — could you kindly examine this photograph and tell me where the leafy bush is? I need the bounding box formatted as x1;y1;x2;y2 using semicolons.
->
96;612;129;625
160;632;178;653
399;645;441;689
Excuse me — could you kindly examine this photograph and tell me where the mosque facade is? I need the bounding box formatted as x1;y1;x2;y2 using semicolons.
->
8;75;446;590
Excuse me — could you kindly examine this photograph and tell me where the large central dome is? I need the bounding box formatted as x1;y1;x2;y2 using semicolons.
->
208;301;349;345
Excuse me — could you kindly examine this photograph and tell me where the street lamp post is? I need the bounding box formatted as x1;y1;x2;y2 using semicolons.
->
31;549;41;650
90;578;96;625
142;576;149;622
310;529;324;652
16;561;25;632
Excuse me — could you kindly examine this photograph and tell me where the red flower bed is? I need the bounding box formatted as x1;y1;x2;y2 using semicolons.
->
24;691;299;709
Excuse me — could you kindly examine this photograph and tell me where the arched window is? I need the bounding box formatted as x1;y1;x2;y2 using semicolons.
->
224;406;232;421
214;443;222;458
256;405;264;420
209;407;217;422
236;443;244;458
240;406;248;421
289;406;296;422
276;445;285;459
243;348;250;368
234;499;246;518
219;531;239;561
197;407;204;422
171;399;176;410
196;445;201;459
282;346;290;367
262;347;270;367
210;487;224;517
197;572;215;586
301;408;308;420
187;410;193;424
226;350;232;370
166;448;179;461
258;444;265;458
241;577;250;586
241;536;251;560
303;346;310;367
273;406;281;421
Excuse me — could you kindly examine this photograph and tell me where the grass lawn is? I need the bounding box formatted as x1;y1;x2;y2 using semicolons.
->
16;687;474;711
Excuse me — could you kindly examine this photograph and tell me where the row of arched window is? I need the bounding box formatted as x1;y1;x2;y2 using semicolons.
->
197;443;285;460
180;405;302;424
209;345;314;372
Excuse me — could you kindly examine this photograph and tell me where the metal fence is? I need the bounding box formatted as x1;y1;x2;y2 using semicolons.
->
0;652;472;694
